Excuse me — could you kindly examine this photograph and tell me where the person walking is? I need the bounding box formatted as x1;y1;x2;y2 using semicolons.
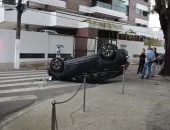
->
137;48;146;74
141;46;155;79
56;47;61;57
150;47;158;77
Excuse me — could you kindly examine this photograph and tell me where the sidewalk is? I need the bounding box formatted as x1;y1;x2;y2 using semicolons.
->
1;75;170;130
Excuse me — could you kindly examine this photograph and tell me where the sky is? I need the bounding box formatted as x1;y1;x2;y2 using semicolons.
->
148;0;161;29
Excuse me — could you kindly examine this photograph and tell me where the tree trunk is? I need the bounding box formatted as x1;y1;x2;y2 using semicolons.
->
159;15;170;76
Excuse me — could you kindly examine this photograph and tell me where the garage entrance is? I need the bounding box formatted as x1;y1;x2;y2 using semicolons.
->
97;30;118;53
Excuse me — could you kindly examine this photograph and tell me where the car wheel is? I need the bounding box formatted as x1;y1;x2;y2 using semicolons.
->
99;43;117;58
50;57;64;72
64;56;73;61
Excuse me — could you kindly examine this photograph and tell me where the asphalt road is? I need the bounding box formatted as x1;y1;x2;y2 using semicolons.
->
0;65;162;123
0;70;98;122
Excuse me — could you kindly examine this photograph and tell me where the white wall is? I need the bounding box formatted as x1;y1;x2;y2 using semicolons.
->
87;39;96;56
0;29;74;64
0;29;15;63
117;40;145;58
20;31;48;53
0;7;4;23
117;40;165;59
48;35;74;56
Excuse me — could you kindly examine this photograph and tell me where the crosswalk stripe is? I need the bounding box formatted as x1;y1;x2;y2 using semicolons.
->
0;74;48;80
0;71;46;76
0;70;46;74
0;95;37;103
0;76;49;83
0;81;44;88
0;83;79;94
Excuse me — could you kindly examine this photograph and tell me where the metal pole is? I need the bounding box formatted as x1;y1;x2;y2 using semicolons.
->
14;0;24;69
122;66;125;94
155;62;159;85
83;75;86;112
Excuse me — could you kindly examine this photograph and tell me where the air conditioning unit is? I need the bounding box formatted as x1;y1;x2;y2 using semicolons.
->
2;0;15;5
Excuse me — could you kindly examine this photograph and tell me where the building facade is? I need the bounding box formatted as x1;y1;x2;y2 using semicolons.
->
0;0;165;68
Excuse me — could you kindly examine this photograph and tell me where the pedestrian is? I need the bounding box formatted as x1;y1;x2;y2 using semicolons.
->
141;46;155;79
150;47;158;77
137;48;146;74
56;47;61;57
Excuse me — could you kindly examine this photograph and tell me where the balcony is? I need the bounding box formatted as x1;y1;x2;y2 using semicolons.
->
96;1;112;9
79;1;127;20
0;6;82;29
0;7;56;28
26;0;66;8
135;18;149;26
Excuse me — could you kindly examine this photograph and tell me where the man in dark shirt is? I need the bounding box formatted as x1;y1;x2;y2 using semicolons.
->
137;48;146;74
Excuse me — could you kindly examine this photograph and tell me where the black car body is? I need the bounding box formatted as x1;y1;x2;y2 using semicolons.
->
48;43;129;82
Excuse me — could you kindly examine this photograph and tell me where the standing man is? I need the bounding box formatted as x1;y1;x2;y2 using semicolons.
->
141;46;155;79
151;47;158;77
137;48;146;74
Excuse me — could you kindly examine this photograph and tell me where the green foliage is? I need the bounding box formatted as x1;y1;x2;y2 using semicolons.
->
144;37;164;46
81;19;122;29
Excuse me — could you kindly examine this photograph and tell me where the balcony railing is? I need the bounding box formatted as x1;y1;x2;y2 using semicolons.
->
96;1;126;13
112;5;126;13
96;1;112;9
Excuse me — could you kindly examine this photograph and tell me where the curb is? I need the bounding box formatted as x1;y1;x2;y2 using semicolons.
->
0;98;53;129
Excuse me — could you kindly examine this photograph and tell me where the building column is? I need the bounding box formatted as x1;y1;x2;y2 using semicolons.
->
75;28;98;57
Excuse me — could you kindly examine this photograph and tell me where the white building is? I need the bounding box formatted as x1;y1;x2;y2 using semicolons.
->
0;0;165;69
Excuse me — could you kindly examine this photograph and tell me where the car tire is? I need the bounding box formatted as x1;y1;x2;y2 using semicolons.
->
64;56;73;61
99;43;117;59
50;57;64;72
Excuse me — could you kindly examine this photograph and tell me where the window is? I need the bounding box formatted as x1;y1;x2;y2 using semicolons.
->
136;24;141;26
143;11;148;17
143;25;147;27
133;54;140;58
126;6;129;16
20;53;45;58
136;8;141;15
144;0;148;2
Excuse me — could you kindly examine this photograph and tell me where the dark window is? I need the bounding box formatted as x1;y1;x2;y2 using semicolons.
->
144;0;148;2
48;54;71;58
136;24;141;26
133;54;140;58
20;53;45;58
143;11;148;17
97;0;112;4
143;25;147;27
126;6;129;16
120;44;127;48
114;19;119;22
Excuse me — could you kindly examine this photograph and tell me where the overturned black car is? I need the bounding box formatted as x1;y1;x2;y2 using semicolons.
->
47;43;129;82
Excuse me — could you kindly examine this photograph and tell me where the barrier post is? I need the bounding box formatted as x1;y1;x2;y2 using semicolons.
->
121;65;125;94
155;62;160;85
83;75;87;112
51;100;58;130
